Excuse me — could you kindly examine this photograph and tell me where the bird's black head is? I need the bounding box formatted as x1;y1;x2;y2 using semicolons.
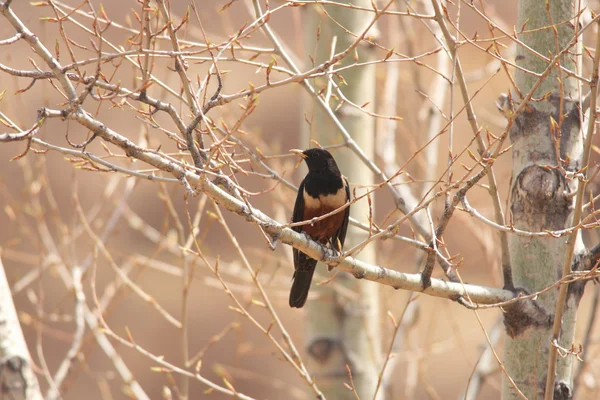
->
291;148;340;174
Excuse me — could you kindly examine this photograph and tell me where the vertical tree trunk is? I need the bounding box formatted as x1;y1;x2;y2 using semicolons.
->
301;3;382;399
503;0;585;398
0;256;43;400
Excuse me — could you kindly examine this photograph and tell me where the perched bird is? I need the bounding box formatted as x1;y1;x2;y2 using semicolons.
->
289;148;350;308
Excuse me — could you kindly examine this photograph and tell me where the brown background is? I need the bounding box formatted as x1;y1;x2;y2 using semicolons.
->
1;1;599;399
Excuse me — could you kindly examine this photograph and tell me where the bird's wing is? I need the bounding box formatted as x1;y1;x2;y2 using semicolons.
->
333;177;351;250
292;179;306;270
292;179;306;229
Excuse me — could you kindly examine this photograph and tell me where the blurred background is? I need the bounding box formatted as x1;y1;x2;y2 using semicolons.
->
1;0;600;399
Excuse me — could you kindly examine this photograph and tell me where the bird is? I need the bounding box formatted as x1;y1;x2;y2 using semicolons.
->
289;148;351;308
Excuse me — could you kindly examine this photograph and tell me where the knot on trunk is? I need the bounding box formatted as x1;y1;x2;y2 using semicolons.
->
511;165;571;231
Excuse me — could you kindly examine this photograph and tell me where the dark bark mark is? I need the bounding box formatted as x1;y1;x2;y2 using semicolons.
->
503;288;553;338
547;93;582;172
553;381;573;400
307;338;338;364
510;92;581;172
511;165;571;231
568;250;590;305
509;93;581;233
0;356;27;397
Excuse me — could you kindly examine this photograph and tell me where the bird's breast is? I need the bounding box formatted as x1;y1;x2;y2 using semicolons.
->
302;188;347;243
303;185;347;209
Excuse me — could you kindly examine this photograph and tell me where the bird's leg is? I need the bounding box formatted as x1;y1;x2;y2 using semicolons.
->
326;237;344;271
324;237;341;252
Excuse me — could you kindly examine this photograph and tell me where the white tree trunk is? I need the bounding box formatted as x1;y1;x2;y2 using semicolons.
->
301;2;382;399
0;256;42;400
503;0;585;398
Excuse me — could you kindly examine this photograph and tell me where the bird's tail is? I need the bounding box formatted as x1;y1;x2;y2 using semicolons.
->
289;256;317;308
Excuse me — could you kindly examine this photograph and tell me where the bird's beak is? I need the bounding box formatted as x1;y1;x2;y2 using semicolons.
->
289;149;307;159
290;149;307;169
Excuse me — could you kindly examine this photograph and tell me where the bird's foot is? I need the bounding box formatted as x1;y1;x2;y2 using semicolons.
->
326;246;344;272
